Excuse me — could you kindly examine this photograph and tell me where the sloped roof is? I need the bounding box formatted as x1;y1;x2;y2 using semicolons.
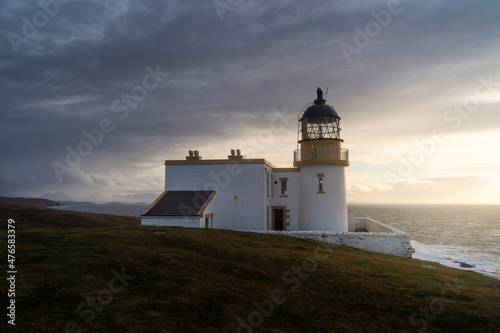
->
141;190;216;217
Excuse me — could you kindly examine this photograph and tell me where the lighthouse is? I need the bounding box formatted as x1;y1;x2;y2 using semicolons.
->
142;87;349;233
141;87;415;257
294;88;349;232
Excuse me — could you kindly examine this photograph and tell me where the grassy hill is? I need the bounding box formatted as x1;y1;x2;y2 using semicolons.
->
0;199;139;229
0;200;499;332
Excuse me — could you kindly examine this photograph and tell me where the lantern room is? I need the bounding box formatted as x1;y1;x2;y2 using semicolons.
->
299;87;342;142
294;88;349;166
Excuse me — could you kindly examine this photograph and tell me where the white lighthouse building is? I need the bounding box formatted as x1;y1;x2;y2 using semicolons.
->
295;88;349;232
141;88;349;232
141;88;413;257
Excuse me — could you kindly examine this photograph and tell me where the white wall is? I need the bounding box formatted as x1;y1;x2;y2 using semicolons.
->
250;217;413;258
141;216;199;227
348;208;356;232
270;171;300;230
199;200;216;228
165;163;266;230
299;164;348;232
277;230;413;257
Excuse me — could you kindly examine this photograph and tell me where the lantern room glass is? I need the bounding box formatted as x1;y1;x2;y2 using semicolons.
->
303;116;341;140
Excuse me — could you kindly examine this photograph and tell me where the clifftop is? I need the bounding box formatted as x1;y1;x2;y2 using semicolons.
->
0;201;498;332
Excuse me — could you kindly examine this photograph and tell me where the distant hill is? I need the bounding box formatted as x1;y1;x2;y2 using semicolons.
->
113;192;160;204
0;196;60;207
80;192;111;203
80;192;160;204
41;191;75;202
0;200;498;332
0;199;139;229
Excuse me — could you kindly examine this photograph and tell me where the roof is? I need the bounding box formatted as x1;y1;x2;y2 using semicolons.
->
300;88;339;120
141;190;216;217
301;103;339;120
164;158;277;168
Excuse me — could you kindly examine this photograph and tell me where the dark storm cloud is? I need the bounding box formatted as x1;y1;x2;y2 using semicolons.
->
1;0;499;199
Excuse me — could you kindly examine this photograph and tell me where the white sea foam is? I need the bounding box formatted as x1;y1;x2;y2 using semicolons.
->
350;204;500;280
411;240;500;279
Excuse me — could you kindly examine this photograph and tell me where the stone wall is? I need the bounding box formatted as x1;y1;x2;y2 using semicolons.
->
250;217;413;258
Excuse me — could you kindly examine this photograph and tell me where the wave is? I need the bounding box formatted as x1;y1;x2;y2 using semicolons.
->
412;240;500;280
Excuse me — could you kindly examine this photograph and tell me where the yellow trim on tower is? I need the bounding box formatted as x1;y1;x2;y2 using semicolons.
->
294;160;349;167
300;139;342;149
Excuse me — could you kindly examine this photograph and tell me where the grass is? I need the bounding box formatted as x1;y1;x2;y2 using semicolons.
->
0;200;499;332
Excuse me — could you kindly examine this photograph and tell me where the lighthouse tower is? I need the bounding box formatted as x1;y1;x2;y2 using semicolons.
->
294;88;349;232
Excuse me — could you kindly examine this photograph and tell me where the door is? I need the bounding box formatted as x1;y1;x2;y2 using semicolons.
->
273;208;284;231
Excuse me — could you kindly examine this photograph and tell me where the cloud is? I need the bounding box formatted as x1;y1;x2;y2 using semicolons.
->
348;176;498;204
1;0;499;202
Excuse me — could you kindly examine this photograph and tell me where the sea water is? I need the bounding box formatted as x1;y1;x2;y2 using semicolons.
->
350;204;500;280
56;203;500;279
56;203;149;217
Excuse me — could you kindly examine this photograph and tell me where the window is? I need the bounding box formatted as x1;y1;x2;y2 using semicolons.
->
317;173;325;193
281;180;287;195
279;177;288;196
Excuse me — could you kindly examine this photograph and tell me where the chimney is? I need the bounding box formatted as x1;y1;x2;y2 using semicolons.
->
186;150;202;160
228;149;244;160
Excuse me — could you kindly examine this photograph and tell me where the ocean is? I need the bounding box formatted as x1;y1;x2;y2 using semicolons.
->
350;204;500;280
56;202;150;217
55;203;500;280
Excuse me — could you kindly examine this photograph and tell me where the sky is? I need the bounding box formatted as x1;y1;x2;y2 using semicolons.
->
1;0;499;204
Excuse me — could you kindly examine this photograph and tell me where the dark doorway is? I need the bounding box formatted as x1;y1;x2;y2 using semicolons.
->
273;208;284;231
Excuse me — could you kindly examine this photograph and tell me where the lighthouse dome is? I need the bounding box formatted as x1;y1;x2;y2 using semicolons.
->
301;103;339;120
298;88;342;142
300;88;339;121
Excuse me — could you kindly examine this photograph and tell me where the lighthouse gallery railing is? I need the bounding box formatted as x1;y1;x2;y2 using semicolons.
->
294;147;349;163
